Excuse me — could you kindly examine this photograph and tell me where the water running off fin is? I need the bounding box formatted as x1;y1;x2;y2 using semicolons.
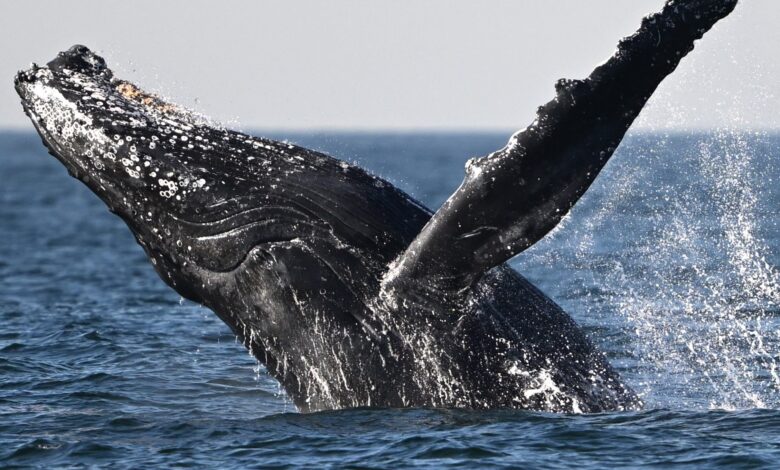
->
383;0;738;307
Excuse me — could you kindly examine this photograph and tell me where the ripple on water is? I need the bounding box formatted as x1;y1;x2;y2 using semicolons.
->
2;132;780;468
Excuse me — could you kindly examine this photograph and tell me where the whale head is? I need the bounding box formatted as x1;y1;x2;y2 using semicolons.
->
14;45;442;411
14;45;424;309
14;45;285;303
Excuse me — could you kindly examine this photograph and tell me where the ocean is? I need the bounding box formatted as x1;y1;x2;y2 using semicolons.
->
2;130;780;468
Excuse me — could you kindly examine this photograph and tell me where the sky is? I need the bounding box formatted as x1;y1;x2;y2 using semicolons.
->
1;0;778;131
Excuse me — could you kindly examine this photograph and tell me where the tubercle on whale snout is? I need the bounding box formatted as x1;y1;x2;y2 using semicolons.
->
46;44;110;77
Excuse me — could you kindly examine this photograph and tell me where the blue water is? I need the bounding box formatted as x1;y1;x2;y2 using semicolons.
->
2;130;780;467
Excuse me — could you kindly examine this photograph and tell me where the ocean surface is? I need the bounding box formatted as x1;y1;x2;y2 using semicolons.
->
2;130;780;468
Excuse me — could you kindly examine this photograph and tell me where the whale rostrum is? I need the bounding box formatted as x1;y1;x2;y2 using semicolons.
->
15;0;737;412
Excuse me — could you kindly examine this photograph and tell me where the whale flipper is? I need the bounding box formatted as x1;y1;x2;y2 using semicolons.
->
383;0;737;305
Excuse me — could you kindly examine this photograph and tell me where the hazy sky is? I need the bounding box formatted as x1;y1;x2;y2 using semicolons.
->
1;1;778;131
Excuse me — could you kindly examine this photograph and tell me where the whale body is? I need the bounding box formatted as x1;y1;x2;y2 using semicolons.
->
15;0;736;412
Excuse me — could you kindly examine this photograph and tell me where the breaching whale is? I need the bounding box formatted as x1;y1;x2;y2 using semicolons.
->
15;0;737;412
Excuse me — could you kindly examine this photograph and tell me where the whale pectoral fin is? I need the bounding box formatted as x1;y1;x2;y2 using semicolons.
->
383;0;737;304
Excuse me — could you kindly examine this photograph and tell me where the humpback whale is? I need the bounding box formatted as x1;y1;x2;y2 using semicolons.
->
15;0;736;412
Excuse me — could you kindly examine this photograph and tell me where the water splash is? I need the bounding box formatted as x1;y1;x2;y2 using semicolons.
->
521;131;780;410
